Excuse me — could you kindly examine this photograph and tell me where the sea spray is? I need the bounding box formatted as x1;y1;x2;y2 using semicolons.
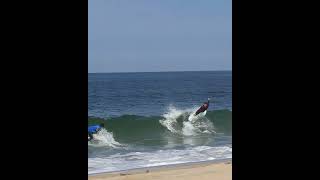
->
89;128;122;148
159;105;186;134
159;105;215;136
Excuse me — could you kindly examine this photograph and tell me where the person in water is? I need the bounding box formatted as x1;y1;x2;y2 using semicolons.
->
88;123;105;141
195;98;210;116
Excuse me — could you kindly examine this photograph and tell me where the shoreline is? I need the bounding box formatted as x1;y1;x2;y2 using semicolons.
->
88;158;231;180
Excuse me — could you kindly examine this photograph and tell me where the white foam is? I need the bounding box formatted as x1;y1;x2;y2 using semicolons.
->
159;105;188;134
182;121;196;136
159;105;215;136
88;128;122;148
144;161;186;167
88;145;232;174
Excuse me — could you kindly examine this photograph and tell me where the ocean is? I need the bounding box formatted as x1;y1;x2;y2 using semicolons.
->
88;71;232;174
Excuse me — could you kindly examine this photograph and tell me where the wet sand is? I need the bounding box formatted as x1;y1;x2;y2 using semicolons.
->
88;159;232;180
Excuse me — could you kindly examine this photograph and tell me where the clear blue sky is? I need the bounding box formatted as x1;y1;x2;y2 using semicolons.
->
89;0;231;73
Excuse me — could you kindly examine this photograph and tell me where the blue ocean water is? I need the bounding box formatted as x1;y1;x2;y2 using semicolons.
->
88;71;232;174
89;71;231;118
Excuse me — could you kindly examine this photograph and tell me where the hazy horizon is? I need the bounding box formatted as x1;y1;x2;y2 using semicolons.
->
88;70;231;74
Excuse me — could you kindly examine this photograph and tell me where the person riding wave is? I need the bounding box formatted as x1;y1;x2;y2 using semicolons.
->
194;98;210;116
88;123;105;141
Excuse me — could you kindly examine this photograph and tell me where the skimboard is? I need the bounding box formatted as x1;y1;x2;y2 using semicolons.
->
188;110;207;121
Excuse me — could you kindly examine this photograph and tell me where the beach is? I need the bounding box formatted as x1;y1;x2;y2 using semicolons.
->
88;160;232;180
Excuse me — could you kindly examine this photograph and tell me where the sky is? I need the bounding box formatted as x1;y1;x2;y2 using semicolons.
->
89;0;231;73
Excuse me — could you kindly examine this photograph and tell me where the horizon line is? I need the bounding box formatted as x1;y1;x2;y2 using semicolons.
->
88;70;232;74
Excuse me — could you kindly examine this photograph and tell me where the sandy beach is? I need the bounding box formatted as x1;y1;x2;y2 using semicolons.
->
88;160;232;180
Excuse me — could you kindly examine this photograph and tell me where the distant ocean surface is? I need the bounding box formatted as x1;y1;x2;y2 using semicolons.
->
88;71;232;174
